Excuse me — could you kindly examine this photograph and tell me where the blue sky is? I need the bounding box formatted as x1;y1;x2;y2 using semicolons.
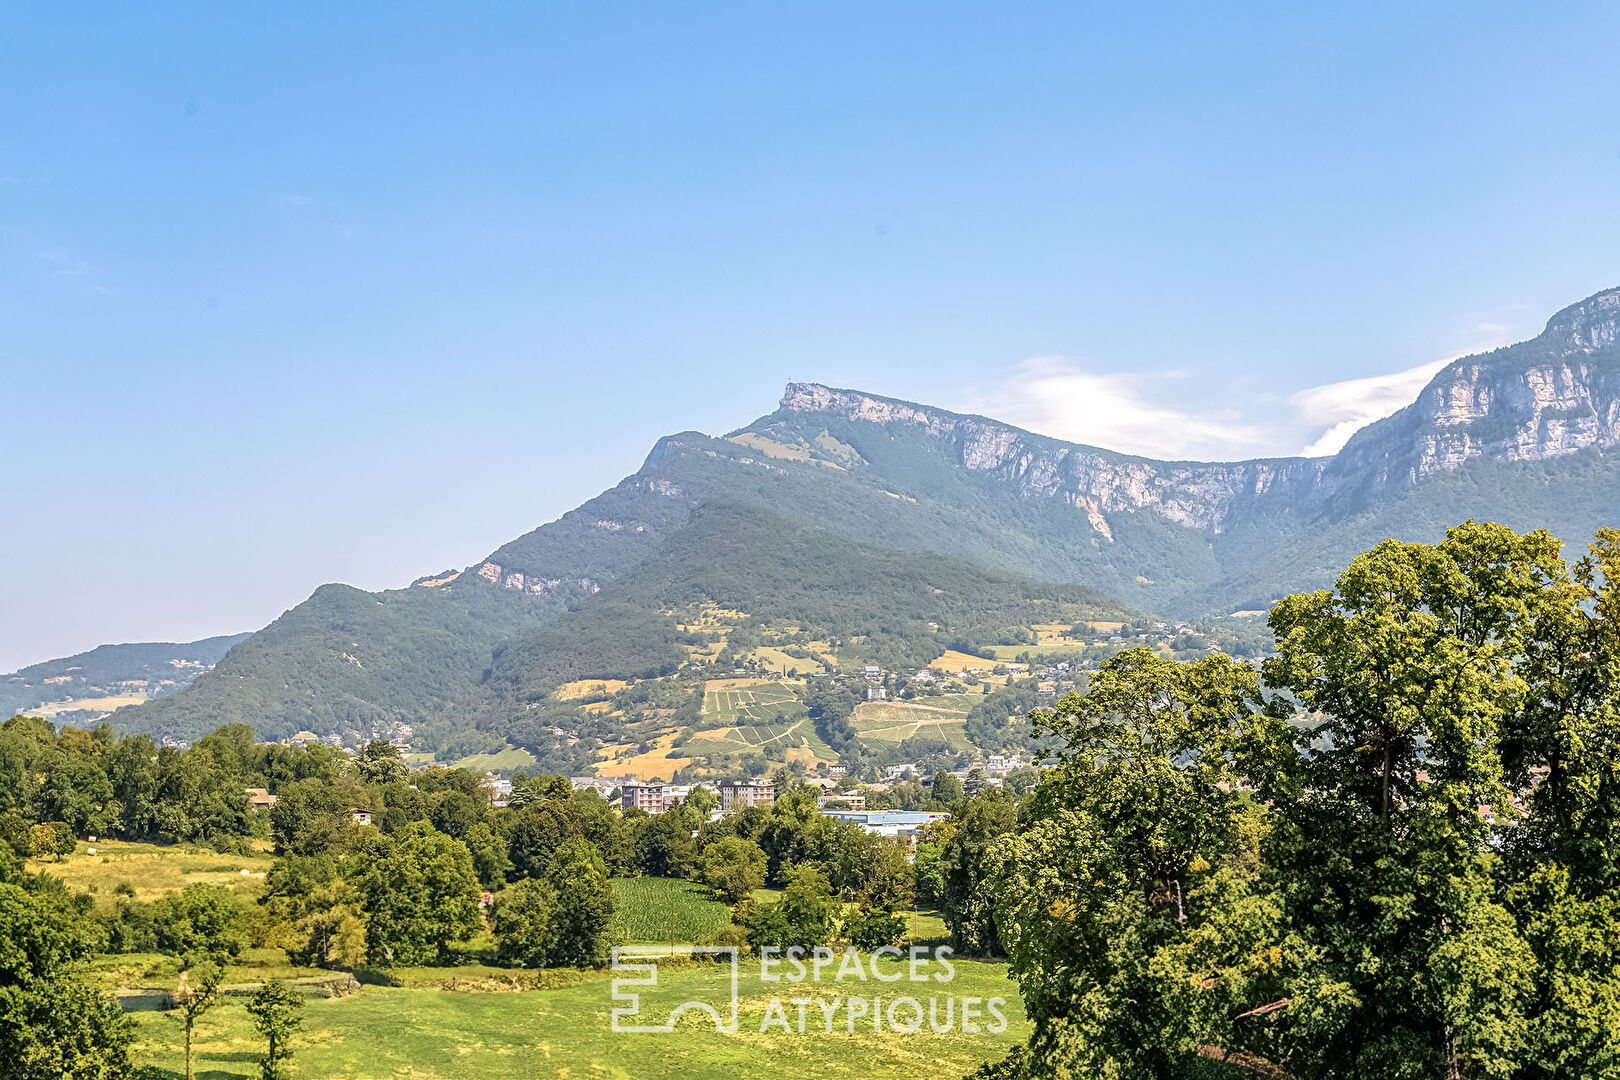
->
3;2;1619;671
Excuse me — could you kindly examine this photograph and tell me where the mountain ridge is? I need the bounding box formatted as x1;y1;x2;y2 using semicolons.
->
89;286;1620;750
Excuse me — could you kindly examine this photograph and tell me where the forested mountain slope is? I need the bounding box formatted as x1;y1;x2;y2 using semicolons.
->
115;286;1620;747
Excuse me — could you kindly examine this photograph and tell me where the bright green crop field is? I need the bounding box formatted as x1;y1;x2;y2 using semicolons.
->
610;876;733;944
131;955;1028;1079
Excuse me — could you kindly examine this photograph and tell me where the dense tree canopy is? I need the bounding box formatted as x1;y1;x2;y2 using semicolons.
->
982;522;1620;1080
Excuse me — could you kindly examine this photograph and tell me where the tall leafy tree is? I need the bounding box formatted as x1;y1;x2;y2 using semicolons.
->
174;956;225;1080
352;740;409;785
352;822;482;965
0;879;133;1080
988;648;1291;1078
544;838;615;968
1260;523;1560;1077
700;835;767;904
491;878;559;968
939;788;1017;955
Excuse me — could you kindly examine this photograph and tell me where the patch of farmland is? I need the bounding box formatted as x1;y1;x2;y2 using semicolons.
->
927;649;998;672
611;877;732;944
128;955;1029;1078
701;681;803;728
749;646;825;676
453;746;538;772
29;840;274;907
595;730;691;780
851;696;982;745
554;678;628;700
986;641;1094;660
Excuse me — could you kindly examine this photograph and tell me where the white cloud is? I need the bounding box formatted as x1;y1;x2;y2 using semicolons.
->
969;324;1523;462
969;357;1274;461
1289;357;1452;457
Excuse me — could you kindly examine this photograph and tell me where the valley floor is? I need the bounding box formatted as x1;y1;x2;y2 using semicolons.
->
130;958;1027;1079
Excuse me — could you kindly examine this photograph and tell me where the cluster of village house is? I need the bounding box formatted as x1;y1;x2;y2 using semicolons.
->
240;749;1029;848
240;773;967;847
602;776;951;845
856;658;1086;703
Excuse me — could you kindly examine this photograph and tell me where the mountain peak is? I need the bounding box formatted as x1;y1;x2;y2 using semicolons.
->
1540;286;1620;352
779;381;954;427
781;381;910;414
780;381;845;412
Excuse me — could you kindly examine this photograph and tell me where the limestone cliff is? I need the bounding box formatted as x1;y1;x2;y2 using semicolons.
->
771;287;1620;532
1335;288;1620;484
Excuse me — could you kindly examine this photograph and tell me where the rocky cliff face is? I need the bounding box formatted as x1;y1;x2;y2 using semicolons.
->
1334;287;1620;484
775;288;1620;532
777;382;1327;531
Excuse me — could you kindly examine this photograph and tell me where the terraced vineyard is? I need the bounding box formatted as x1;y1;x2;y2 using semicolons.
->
701;680;804;728
849;692;986;748
678;681;833;764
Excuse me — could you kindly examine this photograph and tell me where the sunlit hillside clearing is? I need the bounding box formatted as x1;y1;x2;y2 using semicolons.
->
453;746;538;772
554;679;628;700
596;730;691;779
748;646;825;676
21;694;149;719
28;840;273;906
928;649;997;672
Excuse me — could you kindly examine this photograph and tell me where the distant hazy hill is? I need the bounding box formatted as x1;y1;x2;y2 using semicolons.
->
115;287;1620;747
2;634;249;722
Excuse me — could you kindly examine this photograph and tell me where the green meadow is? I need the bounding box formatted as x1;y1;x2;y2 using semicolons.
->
27;839;274;907
130;956;1027;1079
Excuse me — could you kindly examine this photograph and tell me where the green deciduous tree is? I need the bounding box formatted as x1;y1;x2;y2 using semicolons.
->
544;838;615;968
353;740;409;785
26;822;74;862
747;864;836;951
151;883;250;960
352;822;481;965
491;878;559;968
700;835;767;904
939;789;1017;955
988;647;1293;1079
931;769;965;807
506;803;580;881
1261;523;1564;1078
245;980;303;1080
174;955;225;1080
0;880;134;1080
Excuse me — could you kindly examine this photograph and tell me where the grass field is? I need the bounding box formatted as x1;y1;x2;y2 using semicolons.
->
927;650;997;673
452;746;539;772
748;646;826;676
984;642;1089;661
27;839;273;906
17;693;150;719
86;948;331;998
555;679;629;700
597;731;693;780
129;955;1027;1079
611;877;733;945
